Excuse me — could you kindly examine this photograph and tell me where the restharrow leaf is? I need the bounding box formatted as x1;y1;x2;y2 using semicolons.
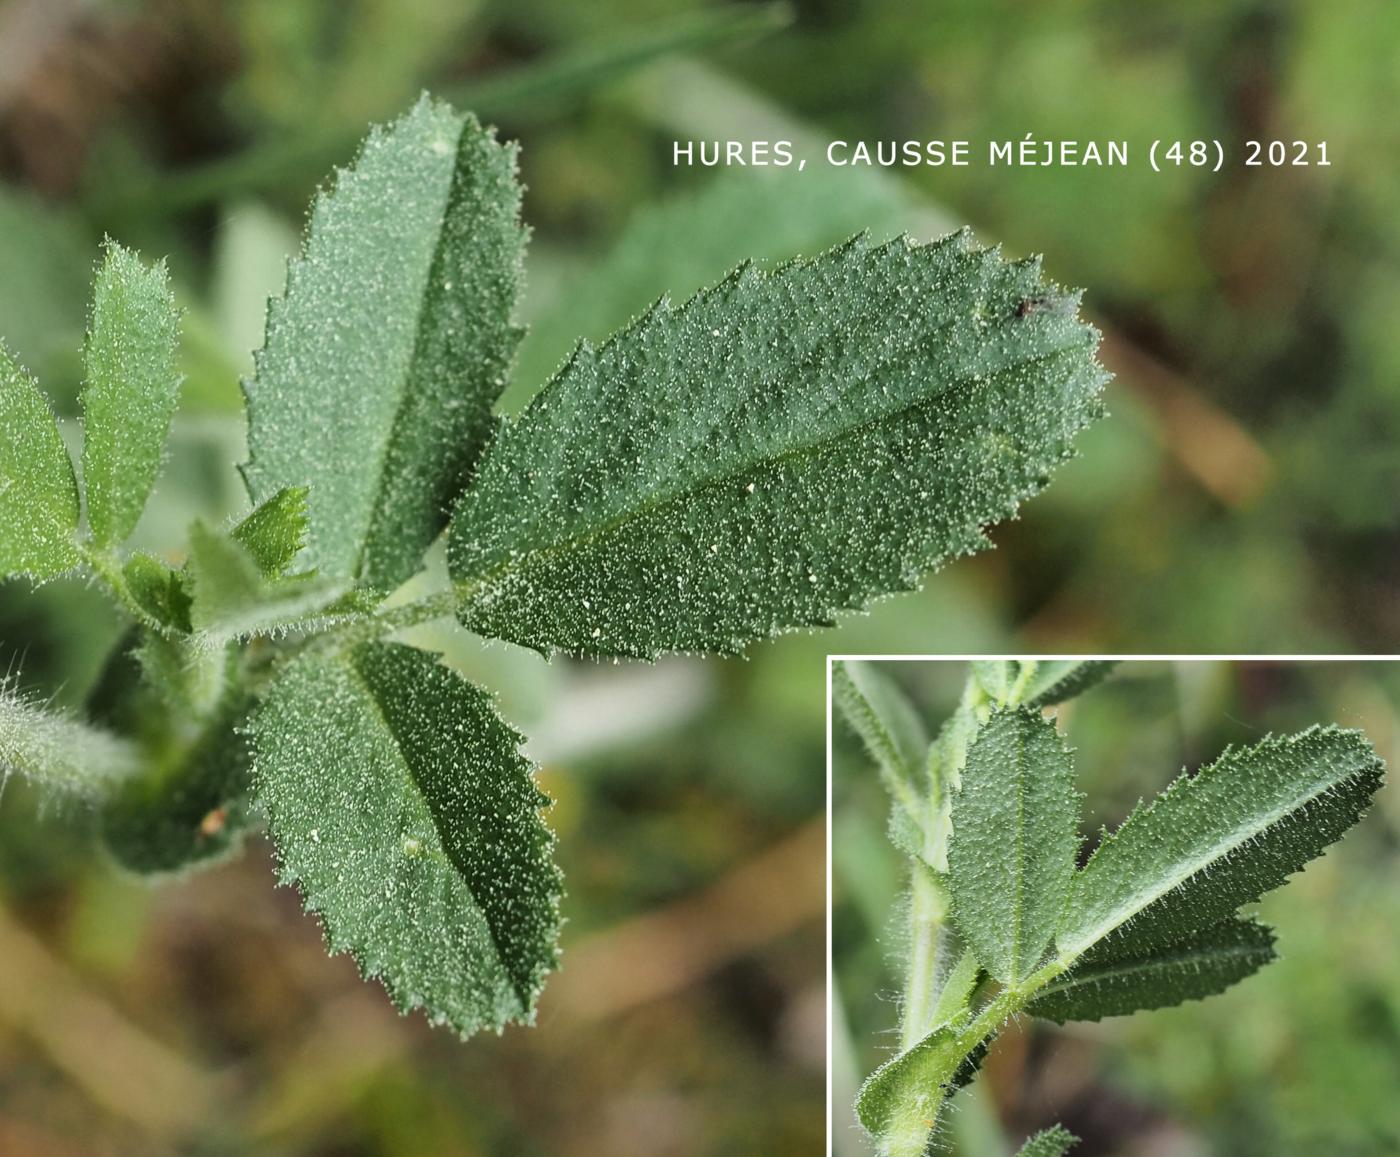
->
232;485;309;577
185;521;362;641
833;660;929;854
243;95;527;591
1014;1125;1079;1157
855;1021;979;1155
251;642;562;1037
1056;726;1383;960
949;708;1080;984
81;240;182;547
449;230;1108;658
1029;916;1276;1024
0;343;80;578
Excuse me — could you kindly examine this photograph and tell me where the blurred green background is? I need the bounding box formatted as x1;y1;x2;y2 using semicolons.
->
833;660;1400;1157
0;0;1396;1153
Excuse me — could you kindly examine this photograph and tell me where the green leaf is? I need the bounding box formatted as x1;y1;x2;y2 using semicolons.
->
929;949;982;1028
970;659;1015;705
1014;1125;1079;1157
0;677;136;797
185;520;357;641
242;95;527;591
949;709;1080;985
1056;726;1384;960
251;642;562;1036
834;660;929;854
121;553;192;632
508;162;911;411
855;1019;990;1155
1017;660;1116;708
100;691;255;875
970;659;1114;708
1029;917;1275;1025
0;343;80;578
449;231;1107;658
232;485;309;577
80;239;182;547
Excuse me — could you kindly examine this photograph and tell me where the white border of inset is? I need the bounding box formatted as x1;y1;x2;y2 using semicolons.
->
823;651;1392;1157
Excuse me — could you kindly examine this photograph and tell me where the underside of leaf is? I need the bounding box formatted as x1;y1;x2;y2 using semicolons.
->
1057;726;1383;959
449;230;1108;658
1029;917;1276;1024
251;642;562;1037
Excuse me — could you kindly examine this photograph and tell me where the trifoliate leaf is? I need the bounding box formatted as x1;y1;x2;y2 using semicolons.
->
121;553;192;632
100;690;255;875
0;677;136;798
971;659;1114;709
0;342;80;578
1029;917;1275;1025
1014;1125;1079;1157
232;485;309;577
243;95;527;591
448;230;1108;658
1056;727;1383;960
251;642;562;1037
80;240;182;547
949;709;1080;985
185;520;358;641
834;660;929;854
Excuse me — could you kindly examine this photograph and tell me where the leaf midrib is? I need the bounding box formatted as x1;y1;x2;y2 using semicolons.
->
352;115;469;584
1040;939;1269;996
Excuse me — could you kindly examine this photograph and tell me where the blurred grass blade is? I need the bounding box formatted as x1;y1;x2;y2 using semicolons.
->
90;3;792;221
833;660;929;854
1029;917;1276;1024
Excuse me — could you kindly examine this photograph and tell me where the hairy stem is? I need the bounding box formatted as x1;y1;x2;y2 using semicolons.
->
900;867;949;1051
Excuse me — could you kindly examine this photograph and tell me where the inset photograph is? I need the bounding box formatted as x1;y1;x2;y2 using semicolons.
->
830;658;1399;1157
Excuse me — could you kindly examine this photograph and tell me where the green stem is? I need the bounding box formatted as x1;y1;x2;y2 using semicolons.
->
881;961;1067;1157
373;588;460;634
900;867;949;1052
